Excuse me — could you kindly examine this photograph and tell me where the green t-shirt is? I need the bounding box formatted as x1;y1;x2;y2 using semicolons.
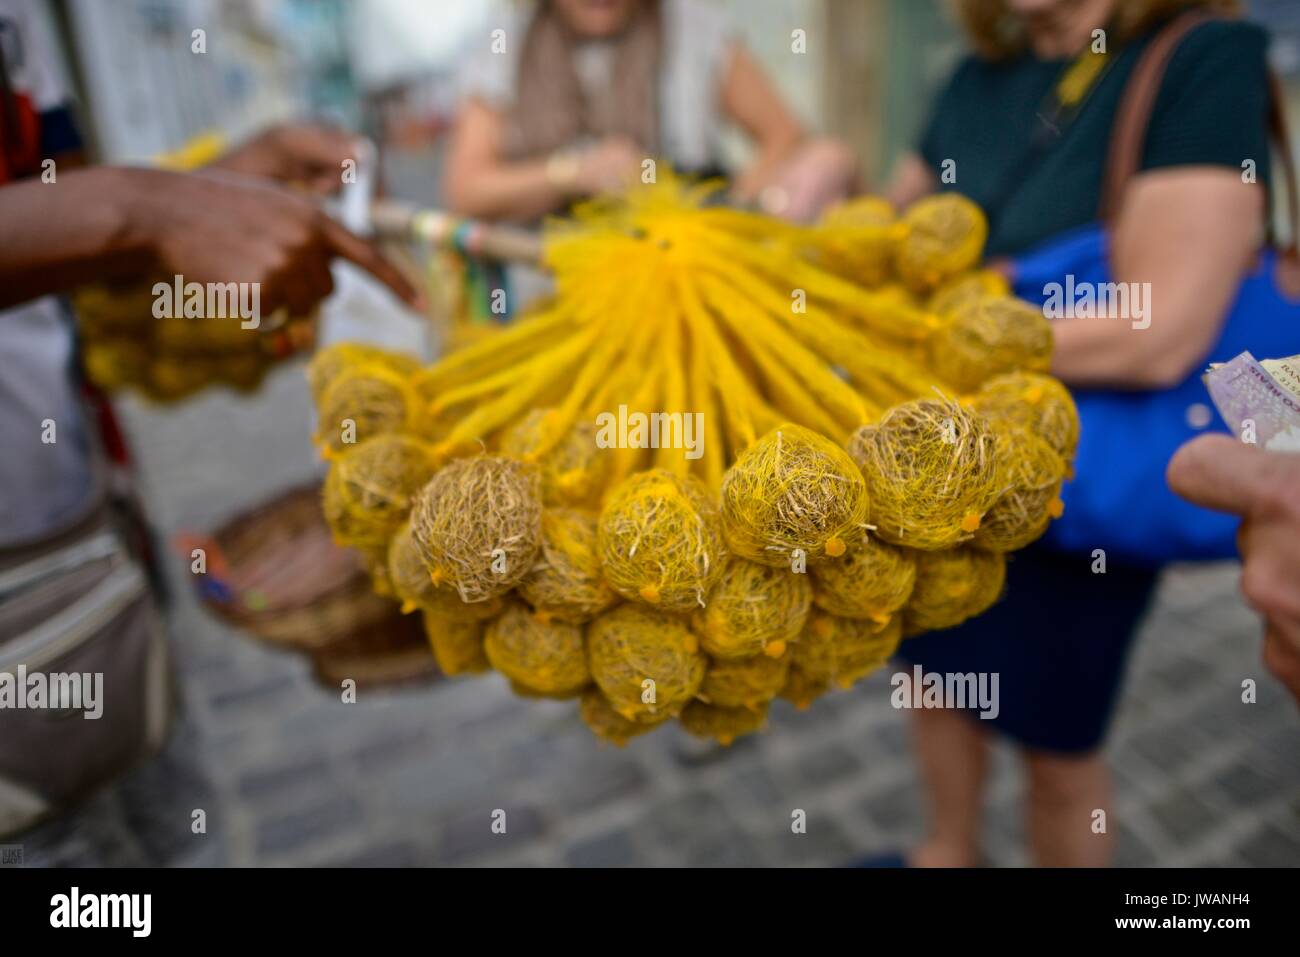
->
918;18;1273;258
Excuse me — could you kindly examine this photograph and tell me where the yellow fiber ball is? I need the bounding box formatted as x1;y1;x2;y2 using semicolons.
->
422;611;490;676
973;427;1066;552
519;508;617;624
931;296;1053;393
389;521;503;619
410;455;542;603
315;362;425;453
853;399;1000;550
82;341;148;392
579;688;666;746
969;371;1080;461
793;612;902;690
322;435;437;550
699;652;790;709
499;408;610;508
721;423;869;567
587;603;706;722
307;341;419;403
810;534;916;623
679;700;768;746
779;666;829;710
815;195;902;287
599;469;725;612
484;600;590;697
904;546;1006;635
895;193;988;293
927;269;1010;317
691;557;810;659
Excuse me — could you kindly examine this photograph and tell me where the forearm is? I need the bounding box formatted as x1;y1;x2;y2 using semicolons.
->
730;129;805;203
443;158;569;222
1049;287;1225;389
1049;317;1164;388
719;43;805;202
1053;169;1264;389
0;167;155;310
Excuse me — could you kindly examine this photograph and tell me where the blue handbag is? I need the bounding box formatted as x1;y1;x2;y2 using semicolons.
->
999;12;1300;566
1009;226;1300;565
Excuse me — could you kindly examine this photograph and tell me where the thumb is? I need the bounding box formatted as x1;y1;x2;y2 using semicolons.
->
1166;433;1272;515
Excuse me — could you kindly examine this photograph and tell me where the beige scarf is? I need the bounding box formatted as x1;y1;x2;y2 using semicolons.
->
506;0;662;160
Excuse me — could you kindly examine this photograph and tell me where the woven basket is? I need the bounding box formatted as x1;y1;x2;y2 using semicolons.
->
196;484;397;650
310;611;439;689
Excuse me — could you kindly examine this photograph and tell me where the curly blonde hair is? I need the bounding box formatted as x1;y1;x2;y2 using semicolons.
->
951;0;1241;60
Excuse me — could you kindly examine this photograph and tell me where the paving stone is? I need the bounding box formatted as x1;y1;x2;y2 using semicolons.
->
324;841;420;868
725;766;786;812
435;806;546;864
1151;655;1211;694
351;724;434;774
763;817;855;865
1149;789;1220;845
1113;822;1160;868
237;753;331;803
557;755;651;811
564;828;641;867
1235;823;1300;867
643;791;735;849
1125;726;1207;775
117;740;219;864
1211;761;1283;809
791;743;862;790
875;718;910;759
381;747;502;812
207;672;298;713
861;780;922;833
255;797;364;857
683;826;765;867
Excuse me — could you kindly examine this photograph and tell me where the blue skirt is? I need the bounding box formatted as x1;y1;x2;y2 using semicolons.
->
895;544;1159;754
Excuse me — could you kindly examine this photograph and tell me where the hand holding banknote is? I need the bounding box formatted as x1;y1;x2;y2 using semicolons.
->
1168;434;1300;706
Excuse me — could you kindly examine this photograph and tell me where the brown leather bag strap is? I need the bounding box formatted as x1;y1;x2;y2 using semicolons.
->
1100;10;1215;223
1101;10;1300;256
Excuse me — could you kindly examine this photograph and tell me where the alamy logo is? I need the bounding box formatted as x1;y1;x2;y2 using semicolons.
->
1042;274;1150;330
0;667;103;719
594;405;704;460
890;665;1000;720
152;274;261;329
50;887;151;937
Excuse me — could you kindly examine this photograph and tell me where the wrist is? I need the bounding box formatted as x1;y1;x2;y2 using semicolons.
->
544;148;582;196
103;166;171;273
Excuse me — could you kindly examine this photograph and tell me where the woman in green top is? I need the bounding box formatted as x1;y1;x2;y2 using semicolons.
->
885;0;1272;867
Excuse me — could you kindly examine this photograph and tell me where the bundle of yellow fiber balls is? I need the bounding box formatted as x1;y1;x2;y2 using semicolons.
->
74;284;315;403
310;176;1078;746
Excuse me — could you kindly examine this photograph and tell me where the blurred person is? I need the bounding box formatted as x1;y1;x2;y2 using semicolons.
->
1168;435;1300;706
0;0;415;831
883;0;1270;867
442;0;858;224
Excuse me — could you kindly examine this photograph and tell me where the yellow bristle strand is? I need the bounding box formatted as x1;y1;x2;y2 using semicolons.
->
696;273;868;435
413;305;575;396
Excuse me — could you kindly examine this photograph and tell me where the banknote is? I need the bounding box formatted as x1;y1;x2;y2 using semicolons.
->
1204;352;1300;452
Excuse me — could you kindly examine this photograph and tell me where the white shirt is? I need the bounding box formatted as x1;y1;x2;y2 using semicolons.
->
0;0;96;548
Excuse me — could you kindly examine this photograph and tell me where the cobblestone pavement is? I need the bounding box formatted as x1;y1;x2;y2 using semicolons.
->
15;361;1300;867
